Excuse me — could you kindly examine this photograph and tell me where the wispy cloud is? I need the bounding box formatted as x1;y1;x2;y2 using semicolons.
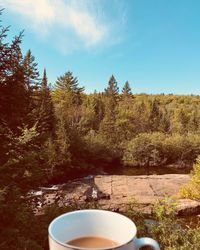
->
2;0;55;35
2;0;126;52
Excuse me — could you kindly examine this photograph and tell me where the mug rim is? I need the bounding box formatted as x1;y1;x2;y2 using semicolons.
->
48;209;137;250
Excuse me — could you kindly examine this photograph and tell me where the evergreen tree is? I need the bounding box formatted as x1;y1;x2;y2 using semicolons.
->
116;87;136;142
149;98;161;132
93;92;105;130
55;71;84;105
21;49;41;128
122;81;132;96
38;69;55;135
80;93;104;134
55;71;84;93
103;75;119;114
23;49;39;90
0;17;24;83
0;25;29;131
105;75;119;98
41;68;47;89
99;76;119;150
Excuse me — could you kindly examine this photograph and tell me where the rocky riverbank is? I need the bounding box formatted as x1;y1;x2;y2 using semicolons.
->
29;174;200;216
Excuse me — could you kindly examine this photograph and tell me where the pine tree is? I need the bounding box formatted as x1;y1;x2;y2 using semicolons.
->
103;75;119;114
0;27;30;131
105;75;119;98
38;69;55;135
41;68;47;89
23;49;39;90
99;76;119;149
22;50;42;128
122;81;132;96
55;71;84;93
116;81;135;142
93;92;105;130
55;71;84;105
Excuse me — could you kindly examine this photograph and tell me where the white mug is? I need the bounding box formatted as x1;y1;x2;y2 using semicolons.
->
49;209;160;250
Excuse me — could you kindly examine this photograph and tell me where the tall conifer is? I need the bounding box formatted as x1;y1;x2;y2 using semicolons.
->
23;49;39;90
38;69;55;135
122;81;132;96
55;71;84;93
105;75;119;98
55;71;84;105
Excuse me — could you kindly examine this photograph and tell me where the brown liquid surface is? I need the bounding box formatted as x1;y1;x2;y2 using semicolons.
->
67;236;118;248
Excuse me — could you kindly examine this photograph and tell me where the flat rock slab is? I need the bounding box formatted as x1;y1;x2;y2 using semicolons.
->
95;174;189;202
94;175;192;214
30;174;200;215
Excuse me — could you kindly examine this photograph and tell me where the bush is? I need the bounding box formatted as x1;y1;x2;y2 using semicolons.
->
122;132;166;167
123;133;200;167
122;198;200;250
146;198;200;250
84;130;119;164
180;156;200;200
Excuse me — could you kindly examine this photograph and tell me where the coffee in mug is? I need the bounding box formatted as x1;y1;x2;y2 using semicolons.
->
67;236;118;248
48;209;160;250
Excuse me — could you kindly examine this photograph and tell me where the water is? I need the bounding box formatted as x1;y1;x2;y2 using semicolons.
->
106;165;191;176
49;164;191;184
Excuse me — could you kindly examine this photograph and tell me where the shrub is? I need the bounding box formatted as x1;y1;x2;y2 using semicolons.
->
123;132;166;167
180;156;200;200
123;133;200;167
146;198;200;250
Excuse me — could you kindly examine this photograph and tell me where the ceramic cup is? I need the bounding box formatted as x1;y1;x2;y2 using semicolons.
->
48;209;160;250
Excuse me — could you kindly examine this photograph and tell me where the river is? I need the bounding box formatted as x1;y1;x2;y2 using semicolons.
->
106;165;191;176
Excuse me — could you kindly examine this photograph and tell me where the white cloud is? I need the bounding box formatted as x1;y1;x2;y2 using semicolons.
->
1;0;127;52
66;6;106;46
1;0;55;35
2;0;107;47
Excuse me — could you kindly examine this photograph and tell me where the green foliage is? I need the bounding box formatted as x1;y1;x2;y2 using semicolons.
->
0;28;30;130
37;69;55;136
123;133;200;167
51;78;200;170
55;71;84;93
105;75;119;98
146;198;200;250
123;132;166;167
54;71;84;106
23;49;39;89
0;125;46;189
180;156;200;200
149;98;161;132
122;81;132;96
0;187;42;250
124;198;200;250
84;130;114;164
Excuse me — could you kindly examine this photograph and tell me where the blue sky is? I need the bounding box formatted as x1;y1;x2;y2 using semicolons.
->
1;0;200;94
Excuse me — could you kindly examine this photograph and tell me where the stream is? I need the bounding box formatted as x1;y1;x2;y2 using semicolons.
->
106;165;191;176
55;164;191;183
